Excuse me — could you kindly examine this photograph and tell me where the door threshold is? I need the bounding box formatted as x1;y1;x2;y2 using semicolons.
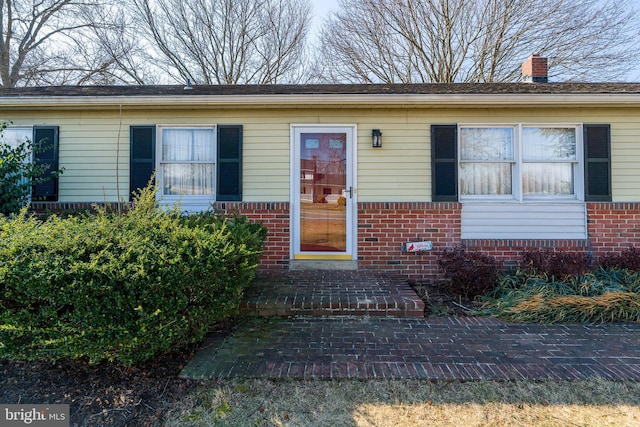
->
289;260;358;271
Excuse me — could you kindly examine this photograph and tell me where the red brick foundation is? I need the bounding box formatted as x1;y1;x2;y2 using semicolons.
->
212;202;290;270
587;202;640;258
356;202;640;280
357;202;460;279
29;201;640;282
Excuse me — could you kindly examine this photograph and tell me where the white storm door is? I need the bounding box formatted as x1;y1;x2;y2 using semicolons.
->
291;125;357;260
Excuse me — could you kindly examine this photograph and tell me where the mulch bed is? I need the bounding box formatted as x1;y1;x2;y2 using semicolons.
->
0;350;201;426
410;280;482;317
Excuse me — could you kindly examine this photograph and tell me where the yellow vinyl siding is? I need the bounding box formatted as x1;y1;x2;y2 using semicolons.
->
366;131;425;197
242;121;290;201
611;115;640;202
356;114;429;201
2;106;640;203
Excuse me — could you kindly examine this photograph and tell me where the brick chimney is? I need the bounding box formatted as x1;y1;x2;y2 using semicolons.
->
522;54;548;83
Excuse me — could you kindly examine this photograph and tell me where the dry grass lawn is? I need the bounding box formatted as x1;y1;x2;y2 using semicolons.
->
164;378;640;426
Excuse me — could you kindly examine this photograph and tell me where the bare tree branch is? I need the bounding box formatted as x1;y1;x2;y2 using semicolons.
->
320;0;640;83
125;0;311;85
5;0;637;87
0;0;108;87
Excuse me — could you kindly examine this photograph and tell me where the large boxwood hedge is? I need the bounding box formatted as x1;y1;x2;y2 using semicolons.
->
0;185;266;366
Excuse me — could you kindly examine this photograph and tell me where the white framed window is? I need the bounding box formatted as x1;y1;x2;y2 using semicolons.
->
1;126;34;191
460;126;515;198
459;124;582;202
1;126;32;148
156;125;216;208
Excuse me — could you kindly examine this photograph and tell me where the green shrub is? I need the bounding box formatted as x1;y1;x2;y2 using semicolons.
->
438;247;500;299
0;184;266;366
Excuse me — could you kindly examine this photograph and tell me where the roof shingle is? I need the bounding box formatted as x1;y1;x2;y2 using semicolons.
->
1;83;640;97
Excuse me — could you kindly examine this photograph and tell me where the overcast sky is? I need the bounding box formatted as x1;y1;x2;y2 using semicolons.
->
309;0;640;81
310;0;338;30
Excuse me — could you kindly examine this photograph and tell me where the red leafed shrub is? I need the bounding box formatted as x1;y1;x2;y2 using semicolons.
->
438;247;500;299
521;249;591;280
599;247;640;271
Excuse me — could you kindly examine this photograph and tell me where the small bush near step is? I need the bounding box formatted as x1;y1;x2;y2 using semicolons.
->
437;247;500;299
0;184;266;366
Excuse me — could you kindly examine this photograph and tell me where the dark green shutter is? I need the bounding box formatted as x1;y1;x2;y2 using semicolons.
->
130;126;155;201
584;124;611;202
217;125;242;201
32;126;59;201
431;125;458;201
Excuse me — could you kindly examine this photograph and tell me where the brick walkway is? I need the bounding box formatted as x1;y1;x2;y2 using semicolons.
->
181;270;640;381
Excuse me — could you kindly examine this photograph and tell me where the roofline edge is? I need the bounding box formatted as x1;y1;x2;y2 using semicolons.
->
1;93;640;108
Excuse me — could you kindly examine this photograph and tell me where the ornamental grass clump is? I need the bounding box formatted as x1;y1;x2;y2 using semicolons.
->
0;183;266;366
480;267;640;323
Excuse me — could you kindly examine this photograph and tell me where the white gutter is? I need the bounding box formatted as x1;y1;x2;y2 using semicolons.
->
1;93;640;108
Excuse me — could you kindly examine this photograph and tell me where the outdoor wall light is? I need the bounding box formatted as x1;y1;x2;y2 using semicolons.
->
372;129;383;148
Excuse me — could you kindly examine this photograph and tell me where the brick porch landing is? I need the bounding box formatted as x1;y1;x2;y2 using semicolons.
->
239;270;425;318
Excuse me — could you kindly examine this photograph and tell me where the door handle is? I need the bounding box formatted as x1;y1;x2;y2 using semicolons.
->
348;186;353;198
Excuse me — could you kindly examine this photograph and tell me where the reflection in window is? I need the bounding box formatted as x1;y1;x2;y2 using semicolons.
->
459;125;579;200
523;127;576;196
1;127;32;148
523;127;576;161
0;127;33;190
461;127;514;161
460;127;514;196
160;128;215;196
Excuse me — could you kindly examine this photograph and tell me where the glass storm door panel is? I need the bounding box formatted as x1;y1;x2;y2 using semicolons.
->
292;126;355;260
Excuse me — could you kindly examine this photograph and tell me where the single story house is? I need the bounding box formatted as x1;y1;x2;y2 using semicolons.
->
1;55;639;280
